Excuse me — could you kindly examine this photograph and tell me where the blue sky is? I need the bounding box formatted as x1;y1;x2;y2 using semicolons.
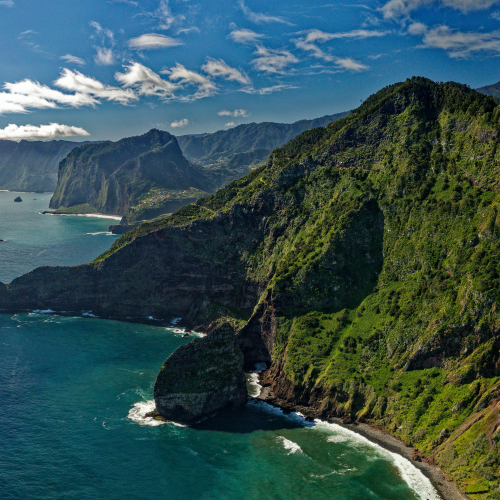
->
0;0;499;141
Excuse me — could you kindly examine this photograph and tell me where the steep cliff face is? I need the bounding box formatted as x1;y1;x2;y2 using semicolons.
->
154;322;247;424
50;129;209;215
0;139;80;192
2;78;500;496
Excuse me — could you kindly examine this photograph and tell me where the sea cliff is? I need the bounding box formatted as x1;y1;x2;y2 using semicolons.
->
1;77;499;497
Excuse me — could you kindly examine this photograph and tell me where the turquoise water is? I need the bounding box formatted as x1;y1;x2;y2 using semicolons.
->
0;193;441;500
0;191;119;283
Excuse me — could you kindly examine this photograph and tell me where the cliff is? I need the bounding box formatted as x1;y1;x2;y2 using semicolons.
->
1;77;500;496
154;322;247;424
0;139;80;192
49;129;210;215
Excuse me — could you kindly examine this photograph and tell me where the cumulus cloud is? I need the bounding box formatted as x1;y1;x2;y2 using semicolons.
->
202;58;251;84
381;0;500;19
240;84;298;95
219;109;248;117
0;123;89;141
55;68;137;104
115;62;178;97
251;45;299;74
228;28;265;44
170;118;189;128
163;63;217;100
129;33;183;50
238;0;292;24
225;122;235;127
60;54;86;65
0;0;14;6
409;23;500;58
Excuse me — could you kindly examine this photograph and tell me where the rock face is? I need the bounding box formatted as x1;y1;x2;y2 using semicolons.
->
154;322;247;424
49;129;209;216
0;139;80;193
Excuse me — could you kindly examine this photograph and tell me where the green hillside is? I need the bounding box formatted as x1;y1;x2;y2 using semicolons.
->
3;77;500;497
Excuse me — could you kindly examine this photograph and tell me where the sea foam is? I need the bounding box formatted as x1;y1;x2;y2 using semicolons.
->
277;436;303;455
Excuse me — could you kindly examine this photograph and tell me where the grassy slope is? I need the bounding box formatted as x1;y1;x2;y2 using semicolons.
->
96;78;499;496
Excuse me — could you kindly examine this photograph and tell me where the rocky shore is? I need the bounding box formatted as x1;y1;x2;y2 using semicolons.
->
254;381;470;500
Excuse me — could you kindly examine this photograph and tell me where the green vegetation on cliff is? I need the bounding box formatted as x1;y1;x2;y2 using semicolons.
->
4;77;500;497
102;78;500;496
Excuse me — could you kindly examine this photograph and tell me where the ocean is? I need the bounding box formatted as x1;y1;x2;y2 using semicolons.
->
0;192;441;500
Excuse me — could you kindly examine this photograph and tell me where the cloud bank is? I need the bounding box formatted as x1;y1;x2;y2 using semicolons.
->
0;123;89;140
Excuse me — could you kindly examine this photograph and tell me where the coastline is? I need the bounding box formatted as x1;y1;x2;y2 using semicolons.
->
256;384;470;500
42;211;122;220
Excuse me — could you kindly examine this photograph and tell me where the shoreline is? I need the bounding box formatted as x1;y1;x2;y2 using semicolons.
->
256;385;470;500
42;211;122;220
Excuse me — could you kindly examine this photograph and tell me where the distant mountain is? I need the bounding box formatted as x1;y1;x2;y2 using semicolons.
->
476;81;500;99
0;140;81;192
177;112;349;170
49;129;210;216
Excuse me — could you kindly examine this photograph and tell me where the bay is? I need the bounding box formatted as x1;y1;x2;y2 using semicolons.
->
0;191;119;283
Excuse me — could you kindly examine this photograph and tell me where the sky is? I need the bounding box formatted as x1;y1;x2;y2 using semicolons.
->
0;0;499;142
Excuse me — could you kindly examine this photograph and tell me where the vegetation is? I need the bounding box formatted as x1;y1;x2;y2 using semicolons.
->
59;77;500;495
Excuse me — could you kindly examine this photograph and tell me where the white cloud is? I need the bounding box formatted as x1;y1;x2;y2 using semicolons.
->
219;109;248;117
240;84;298;95
90;21;115;65
163;63;217;100
334;57;369;72
115;62;178;97
201;58;251;84
60;54;86;65
0;92;58;115
5;79;98;107
0;0;14;6
155;0;185;30
225;122;235;127
228;28;265;44
94;47;114;65
492;11;500;19
381;0;500;19
129;33;183;50
251;45;299;74
0;123;89;141
55;68;137;104
170;118;189;128
238;0;292;25
409;23;500;58
109;0;138;5
295;29;388;62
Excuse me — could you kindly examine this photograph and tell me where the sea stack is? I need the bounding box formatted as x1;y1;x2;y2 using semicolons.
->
14;196;22;202
154;322;248;424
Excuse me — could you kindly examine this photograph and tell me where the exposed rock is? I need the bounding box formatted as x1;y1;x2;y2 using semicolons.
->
13;196;22;202
154;322;247;424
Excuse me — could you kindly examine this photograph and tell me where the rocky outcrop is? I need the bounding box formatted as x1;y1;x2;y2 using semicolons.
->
50;129;210;216
154;322;247;424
